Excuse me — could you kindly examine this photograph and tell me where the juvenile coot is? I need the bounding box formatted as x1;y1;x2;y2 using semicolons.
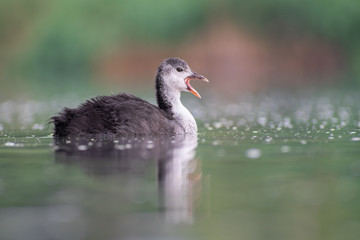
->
51;58;208;137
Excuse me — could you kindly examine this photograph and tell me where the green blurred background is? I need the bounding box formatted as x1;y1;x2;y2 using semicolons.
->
1;0;360;100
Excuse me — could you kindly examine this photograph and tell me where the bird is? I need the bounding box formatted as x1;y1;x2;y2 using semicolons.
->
51;58;209;137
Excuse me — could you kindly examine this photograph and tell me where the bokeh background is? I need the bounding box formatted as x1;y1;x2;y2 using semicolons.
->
1;2;360;239
1;0;360;100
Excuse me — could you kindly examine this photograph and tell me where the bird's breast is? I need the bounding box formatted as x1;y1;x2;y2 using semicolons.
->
172;105;197;134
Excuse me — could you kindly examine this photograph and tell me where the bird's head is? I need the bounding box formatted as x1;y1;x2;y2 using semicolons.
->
157;58;209;98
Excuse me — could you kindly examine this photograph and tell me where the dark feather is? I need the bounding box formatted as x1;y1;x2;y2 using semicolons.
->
51;93;175;137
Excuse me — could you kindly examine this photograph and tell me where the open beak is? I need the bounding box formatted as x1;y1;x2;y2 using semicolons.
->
185;71;209;98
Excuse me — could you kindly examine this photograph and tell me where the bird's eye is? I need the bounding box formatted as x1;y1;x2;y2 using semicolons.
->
176;67;183;72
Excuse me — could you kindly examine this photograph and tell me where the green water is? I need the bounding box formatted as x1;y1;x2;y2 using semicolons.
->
0;92;360;240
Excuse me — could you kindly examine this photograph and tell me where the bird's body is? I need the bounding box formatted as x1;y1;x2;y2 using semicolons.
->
52;58;208;137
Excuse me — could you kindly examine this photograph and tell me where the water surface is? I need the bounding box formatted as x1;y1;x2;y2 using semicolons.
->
0;91;360;240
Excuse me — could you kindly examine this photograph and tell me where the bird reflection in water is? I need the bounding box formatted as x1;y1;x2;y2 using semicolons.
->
54;134;201;223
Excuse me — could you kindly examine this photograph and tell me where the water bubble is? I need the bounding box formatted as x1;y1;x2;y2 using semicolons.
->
125;143;132;149
246;148;262;159
283;117;292;128
351;137;360;142
4;142;15;147
4;142;24;147
280;145;290;153
115;144;125;150
300;140;307;145
77;145;88;151
32;123;44;130
257;116;267;127
264;136;273;143
146;140;154;149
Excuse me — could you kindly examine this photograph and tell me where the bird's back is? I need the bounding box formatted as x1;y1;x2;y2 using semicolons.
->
52;93;175;137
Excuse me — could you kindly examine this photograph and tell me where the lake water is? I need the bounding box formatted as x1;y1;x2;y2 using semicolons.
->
0;91;360;240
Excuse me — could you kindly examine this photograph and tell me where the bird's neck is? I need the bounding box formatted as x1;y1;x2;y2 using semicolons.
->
156;76;197;133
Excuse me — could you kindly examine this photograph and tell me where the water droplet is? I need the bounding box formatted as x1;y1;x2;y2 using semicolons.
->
4;142;23;147
4;142;15;147
246;148;262;159
283;117;292;128
213;122;222;129
280;145;290;153
146;140;154;149
115;144;125;150
77;145;87;151
257;117;267;127
32;123;44;130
